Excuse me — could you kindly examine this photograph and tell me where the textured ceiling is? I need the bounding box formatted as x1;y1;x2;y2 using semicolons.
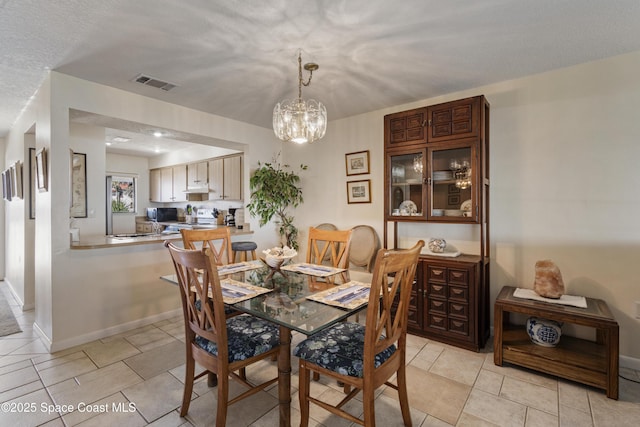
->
2;0;640;144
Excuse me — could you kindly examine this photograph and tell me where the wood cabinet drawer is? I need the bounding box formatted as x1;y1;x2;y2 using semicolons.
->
426;266;447;282
448;285;468;302
448;269;468;284
428;298;447;315
448;302;468;319
428;283;446;298
448;319;469;336
428;314;446;330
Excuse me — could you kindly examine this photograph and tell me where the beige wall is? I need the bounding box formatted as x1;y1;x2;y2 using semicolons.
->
286;50;640;364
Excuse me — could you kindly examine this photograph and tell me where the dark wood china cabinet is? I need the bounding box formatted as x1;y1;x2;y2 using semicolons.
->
385;95;490;352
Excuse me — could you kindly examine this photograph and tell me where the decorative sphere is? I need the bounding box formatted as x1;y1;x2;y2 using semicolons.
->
526;317;562;347
428;238;447;253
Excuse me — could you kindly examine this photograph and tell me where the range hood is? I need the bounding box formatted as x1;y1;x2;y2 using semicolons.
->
183;186;209;194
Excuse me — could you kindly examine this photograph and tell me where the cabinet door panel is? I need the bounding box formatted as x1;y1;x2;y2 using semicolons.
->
208;159;223;199
448;269;468;284
449;302;469;319
160;168;173;202
428;298;446;315
384;107;427;148
149;169;162;202
427;97;479;143
427;266;446;282
448;285;468;302
448;319;469;336
172;165;187;202
428;283;446;299
223;155;242;200
427;314;446;330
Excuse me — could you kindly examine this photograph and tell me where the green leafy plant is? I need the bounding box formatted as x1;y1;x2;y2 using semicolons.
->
247;154;307;250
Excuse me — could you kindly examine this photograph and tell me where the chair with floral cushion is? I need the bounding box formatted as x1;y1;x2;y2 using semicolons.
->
294;240;425;427
165;241;281;426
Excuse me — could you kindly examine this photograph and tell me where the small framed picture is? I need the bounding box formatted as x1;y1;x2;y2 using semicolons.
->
35;148;47;192
70;152;87;218
345;150;370;176
448;195;460;205
448;184;460;194
29;148;36;218
2;169;11;201
347;179;371;204
12;161;23;199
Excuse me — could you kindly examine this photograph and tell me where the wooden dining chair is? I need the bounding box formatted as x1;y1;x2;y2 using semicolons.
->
165;241;281;427
294;240;425;427
306;226;353;270
348;225;380;272
181;228;233;265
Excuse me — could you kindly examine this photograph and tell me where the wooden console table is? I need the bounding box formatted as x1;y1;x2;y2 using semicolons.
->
494;286;619;399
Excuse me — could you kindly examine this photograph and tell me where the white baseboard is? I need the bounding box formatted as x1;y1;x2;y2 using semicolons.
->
2;279;35;311
620;355;640;371
43;309;182;353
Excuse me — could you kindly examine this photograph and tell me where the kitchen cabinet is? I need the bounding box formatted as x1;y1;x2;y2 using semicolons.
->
384;95;490;352
208;154;243;200
187;161;208;189
172;166;188;202
149;165;187;202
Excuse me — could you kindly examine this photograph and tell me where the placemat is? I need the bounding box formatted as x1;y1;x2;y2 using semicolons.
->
281;263;346;277
190;278;272;304
306;281;371;309
217;260;263;275
513;288;587;308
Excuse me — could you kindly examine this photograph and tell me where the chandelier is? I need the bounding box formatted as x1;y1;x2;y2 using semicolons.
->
273;51;327;144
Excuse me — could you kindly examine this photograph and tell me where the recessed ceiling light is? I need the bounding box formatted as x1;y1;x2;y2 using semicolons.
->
112;136;132;143
153;131;163;137
105;142;112;146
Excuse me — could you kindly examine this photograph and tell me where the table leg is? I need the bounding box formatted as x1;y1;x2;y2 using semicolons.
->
278;326;292;427
493;304;504;366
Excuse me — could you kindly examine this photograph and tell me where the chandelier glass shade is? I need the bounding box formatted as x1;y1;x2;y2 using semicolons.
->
273;52;327;144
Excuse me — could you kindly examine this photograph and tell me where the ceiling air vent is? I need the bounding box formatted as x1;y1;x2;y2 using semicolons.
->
132;74;177;91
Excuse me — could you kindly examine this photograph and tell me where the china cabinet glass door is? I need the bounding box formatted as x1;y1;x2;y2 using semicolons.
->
386;148;426;220
427;141;478;222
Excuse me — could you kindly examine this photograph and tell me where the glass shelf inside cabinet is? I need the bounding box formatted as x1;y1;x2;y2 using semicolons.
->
430;146;473;218
390;153;424;217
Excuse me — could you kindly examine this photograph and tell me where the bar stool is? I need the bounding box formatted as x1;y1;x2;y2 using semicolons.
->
231;241;258;262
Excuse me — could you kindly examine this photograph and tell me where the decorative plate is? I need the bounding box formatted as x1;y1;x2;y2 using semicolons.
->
399;200;417;214
460;199;472;211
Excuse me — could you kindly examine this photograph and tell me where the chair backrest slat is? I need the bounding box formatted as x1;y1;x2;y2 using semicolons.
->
181;228;233;265
306;227;353;269
166;242;228;361
364;241;424;369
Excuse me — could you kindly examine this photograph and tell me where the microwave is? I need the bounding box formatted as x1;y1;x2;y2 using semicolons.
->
147;207;178;222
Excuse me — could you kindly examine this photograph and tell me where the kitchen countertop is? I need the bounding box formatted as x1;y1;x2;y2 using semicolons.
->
70;226;253;250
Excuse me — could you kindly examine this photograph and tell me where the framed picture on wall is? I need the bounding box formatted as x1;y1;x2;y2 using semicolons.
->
29;148;36;218
346;179;371;204
11;161;23;199
2;169;11;201
70;152;87;218
35;148;47;192
345;150;370;176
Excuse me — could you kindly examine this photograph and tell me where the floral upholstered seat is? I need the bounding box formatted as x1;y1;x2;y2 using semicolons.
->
195;315;280;362
294;322;395;378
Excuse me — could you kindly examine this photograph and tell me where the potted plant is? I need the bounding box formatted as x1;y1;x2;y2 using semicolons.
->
247;154;307;250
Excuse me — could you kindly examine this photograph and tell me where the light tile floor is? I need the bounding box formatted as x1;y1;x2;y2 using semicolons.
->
1;283;639;426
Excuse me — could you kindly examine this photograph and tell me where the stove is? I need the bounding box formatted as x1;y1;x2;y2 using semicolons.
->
194;208;219;225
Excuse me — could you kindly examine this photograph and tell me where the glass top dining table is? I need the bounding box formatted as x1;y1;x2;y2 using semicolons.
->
161;263;367;427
